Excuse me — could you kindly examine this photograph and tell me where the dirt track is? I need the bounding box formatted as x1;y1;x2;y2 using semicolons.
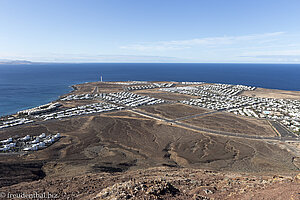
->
1;112;298;187
1;81;300;199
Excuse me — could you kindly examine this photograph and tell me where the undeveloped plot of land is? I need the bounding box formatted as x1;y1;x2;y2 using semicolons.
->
183;112;277;137
242;87;300;100
138;103;210;120
71;82;124;95
30;115;299;173
59;99;104;108
0;113;298;188
102;110;148;120
133;89;195;101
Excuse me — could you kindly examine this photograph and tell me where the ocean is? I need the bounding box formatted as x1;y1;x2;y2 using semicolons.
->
0;63;300;116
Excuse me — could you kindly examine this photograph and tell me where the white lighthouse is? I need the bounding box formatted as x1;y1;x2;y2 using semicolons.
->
100;75;103;82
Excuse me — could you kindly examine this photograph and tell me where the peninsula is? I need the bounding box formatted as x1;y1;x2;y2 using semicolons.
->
0;81;299;199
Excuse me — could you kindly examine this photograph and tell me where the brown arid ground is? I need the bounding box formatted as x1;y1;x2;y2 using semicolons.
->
0;167;299;200
138;103;211;120
58;99;105;108
183;112;277;137
66;82;124;96
0;113;299;198
242;87;300;100
0;82;300;199
102;110;149;120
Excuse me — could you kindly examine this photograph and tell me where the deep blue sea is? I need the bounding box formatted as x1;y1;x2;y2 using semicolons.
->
0;63;300;116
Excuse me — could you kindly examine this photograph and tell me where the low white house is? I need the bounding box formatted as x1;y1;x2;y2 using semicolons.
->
0;138;13;144
21;135;30;141
38;133;46;139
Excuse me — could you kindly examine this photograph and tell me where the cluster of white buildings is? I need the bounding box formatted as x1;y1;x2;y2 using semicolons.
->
35;102;123;121
153;83;175;87
17;102;61;115
110;81;149;85
127;83;174;91
0;137;15;151
281;120;300;132
98;92;166;107
126;84;155;91
162;84;299;134
181;95;256;110
161;83;255;97
227;98;300;133
196;83;255;96
61;93;99;101
61;91;166;108
181;81;205;85
183;95;300;134
0;118;34;130
0;133;61;152
36;92;165;120
160;86;203;96
1;91;166;124
232;84;256;91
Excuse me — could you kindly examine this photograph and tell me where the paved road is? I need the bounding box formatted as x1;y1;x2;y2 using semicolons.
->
92;86;98;94
123;86;130;92
131;109;300;142
269;121;298;138
130;109;172;122
120;89;299;141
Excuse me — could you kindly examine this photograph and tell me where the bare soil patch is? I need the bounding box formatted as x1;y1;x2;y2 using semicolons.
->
71;82;124;95
59;99;104;108
242;87;300;100
183;112;277;137
0;167;298;200
103;110;148;120
138;103;210;120
0;113;296;180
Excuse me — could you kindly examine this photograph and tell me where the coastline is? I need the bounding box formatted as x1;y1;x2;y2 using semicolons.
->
64;81;300;101
1;63;300;117
2;80;300;118
0;80;299;199
1;83;79;117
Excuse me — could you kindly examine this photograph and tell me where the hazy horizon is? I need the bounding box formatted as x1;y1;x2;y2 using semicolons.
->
1;0;300;63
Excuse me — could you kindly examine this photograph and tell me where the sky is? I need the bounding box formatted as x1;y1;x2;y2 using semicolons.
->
0;0;300;63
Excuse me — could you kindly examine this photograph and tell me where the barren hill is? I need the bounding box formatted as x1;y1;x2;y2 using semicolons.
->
0;81;299;199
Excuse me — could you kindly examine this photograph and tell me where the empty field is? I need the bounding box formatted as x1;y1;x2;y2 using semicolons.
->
102;110;149;120
0;112;296;187
138;103;210;120
183;112;277;137
71;82;124;94
242;87;300;100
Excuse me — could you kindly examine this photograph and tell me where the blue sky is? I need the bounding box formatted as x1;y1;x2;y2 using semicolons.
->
0;0;300;63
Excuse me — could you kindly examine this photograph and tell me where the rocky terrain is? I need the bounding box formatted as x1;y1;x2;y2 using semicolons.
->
0;81;299;199
0;167;299;199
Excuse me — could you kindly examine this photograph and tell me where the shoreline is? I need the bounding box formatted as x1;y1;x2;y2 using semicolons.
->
0;79;299;198
1;83;79;118
1;80;300;118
